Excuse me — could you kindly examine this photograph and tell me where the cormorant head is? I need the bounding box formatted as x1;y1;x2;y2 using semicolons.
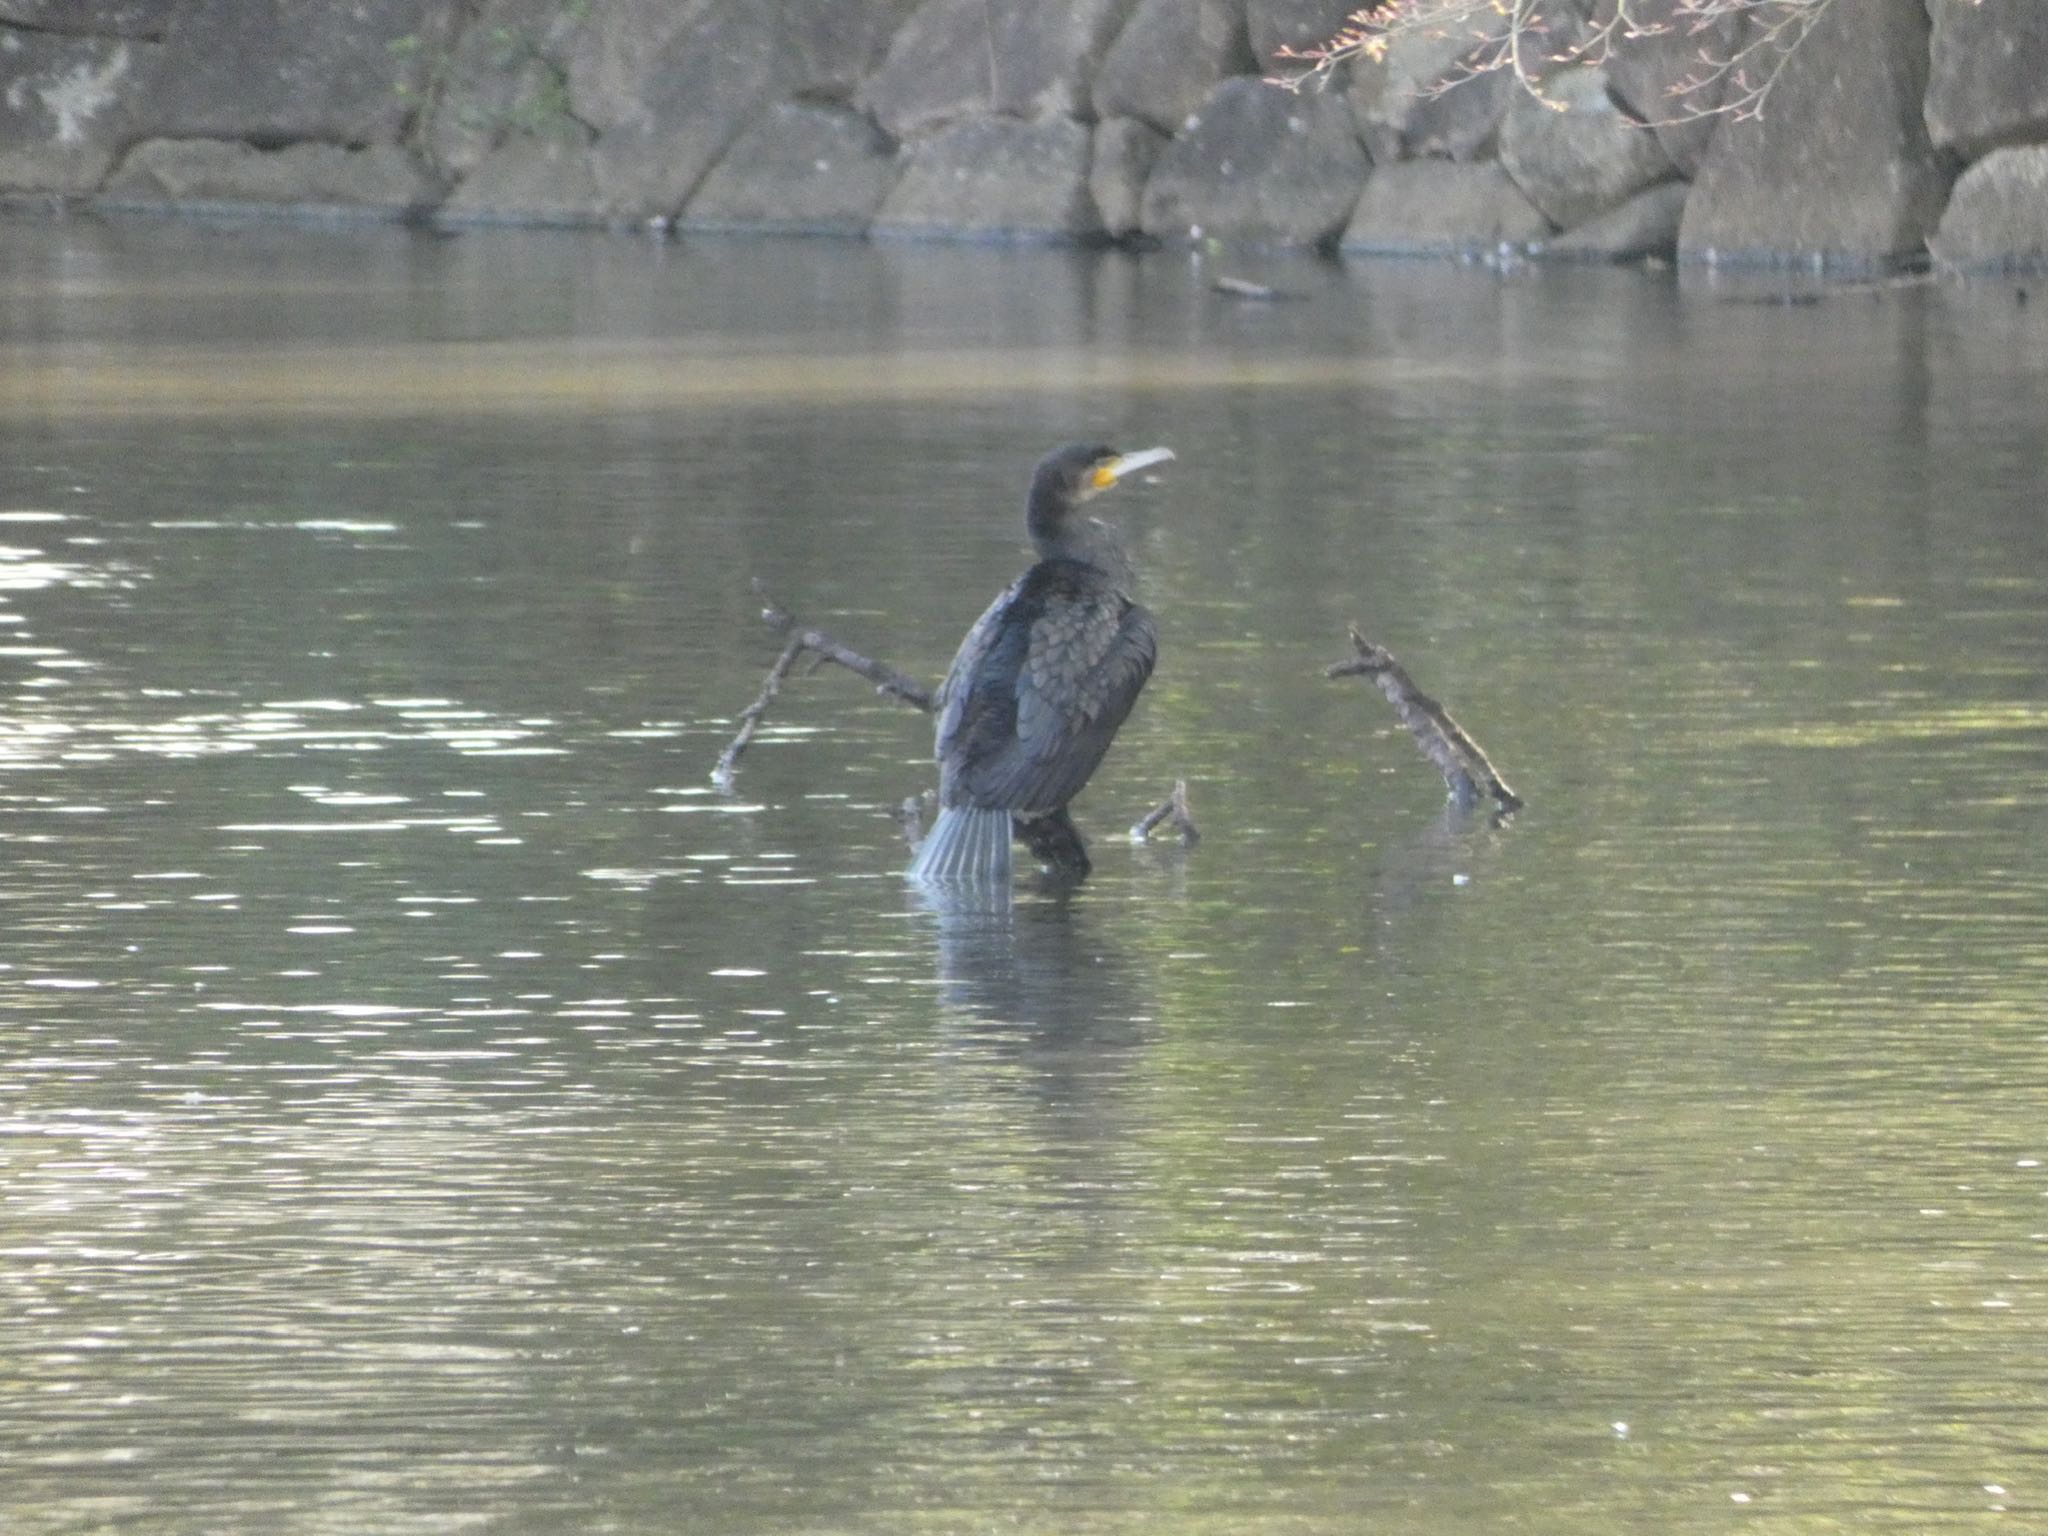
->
1026;442;1174;554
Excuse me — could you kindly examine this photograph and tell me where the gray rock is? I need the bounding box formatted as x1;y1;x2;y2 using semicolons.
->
778;0;925;103
0;2;177;38
423;0;586;181
1091;115;1166;238
102;138;434;214
1348;27;1511;163
1925;0;2048;159
1246;0;1357;65
872;113;1100;241
682;101;896;234
1547;178;1689;261
0;29;142;192
1931;146;2048;272
121;0;450;146
859;0;1132;140
1340;160;1551;255
1095;0;1253;136
439;133;604;225
568;0;793;219
1140;75;1368;246
1598;0;1746;176
1500;64;1673;230
1679;0;1949;268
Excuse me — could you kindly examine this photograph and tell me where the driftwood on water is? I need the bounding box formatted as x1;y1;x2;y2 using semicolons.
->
1325;625;1524;814
713;581;1199;847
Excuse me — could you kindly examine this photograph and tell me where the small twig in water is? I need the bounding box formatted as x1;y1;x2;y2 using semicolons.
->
712;633;808;792
898;792;932;850
1326;625;1523;813
712;580;935;789
754;581;934;712
1130;778;1201;845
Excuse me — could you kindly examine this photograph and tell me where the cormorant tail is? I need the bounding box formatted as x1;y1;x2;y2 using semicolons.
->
907;806;1013;884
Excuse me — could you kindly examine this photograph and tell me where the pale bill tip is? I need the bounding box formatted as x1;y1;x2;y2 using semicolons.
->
1111;446;1175;479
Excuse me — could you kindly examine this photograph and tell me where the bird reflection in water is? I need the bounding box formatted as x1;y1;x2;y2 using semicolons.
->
910;882;1150;1063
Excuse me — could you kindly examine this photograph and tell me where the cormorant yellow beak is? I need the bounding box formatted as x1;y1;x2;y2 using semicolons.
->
1092;446;1175;490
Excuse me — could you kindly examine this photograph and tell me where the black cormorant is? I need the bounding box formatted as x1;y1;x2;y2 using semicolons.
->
908;441;1174;885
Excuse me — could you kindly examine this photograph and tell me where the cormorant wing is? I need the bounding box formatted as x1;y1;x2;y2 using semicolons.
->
934;562;1156;814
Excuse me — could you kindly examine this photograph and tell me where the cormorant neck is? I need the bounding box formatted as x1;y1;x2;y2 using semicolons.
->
1030;510;1132;584
1025;477;1076;558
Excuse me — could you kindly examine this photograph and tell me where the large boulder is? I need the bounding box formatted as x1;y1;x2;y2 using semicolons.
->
439;134;604;225
0;29;142;193
1598;0;1745;175
777;0;925;103
1139;75;1368;245
567;0;916;213
1924;0;2048;159
102;139;435;214
1091;115;1166;239
1679;0;1949;268
1340;160;1551;255
567;0;794;219
422;0;585;181
1931;146;2048;272
1499;64;1674;230
858;0;1132;139
1094;0;1253;136
120;0;451;145
1246;0;1357;65
1546;179;1689;262
681;101;897;234
1348;26;1511;163
871;113;1101;241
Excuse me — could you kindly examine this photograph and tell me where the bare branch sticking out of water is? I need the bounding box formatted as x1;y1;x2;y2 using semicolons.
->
754;581;935;712
1131;779;1201;845
898;792;932;850
712;580;935;790
1326;626;1524;814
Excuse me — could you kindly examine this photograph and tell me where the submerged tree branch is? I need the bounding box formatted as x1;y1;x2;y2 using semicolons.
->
1131;779;1201;846
1326;625;1523;814
754;581;935;712
712;581;935;791
711;631;810;791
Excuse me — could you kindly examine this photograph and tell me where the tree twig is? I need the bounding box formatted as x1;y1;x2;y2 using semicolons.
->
711;633;808;791
1130;778;1201;845
755;580;934;712
712;581;934;790
1326;625;1523;813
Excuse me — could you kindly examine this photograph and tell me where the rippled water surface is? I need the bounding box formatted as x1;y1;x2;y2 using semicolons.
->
3;219;2045;1534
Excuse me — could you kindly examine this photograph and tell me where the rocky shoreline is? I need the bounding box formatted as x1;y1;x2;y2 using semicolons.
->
3;0;2045;273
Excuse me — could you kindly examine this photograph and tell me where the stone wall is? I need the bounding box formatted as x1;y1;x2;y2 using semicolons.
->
3;0;2045;272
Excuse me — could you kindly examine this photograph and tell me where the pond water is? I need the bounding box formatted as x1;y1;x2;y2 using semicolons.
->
2;216;2044;1535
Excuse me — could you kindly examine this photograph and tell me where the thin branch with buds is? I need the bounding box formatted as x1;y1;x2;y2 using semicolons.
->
1267;0;1854;127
